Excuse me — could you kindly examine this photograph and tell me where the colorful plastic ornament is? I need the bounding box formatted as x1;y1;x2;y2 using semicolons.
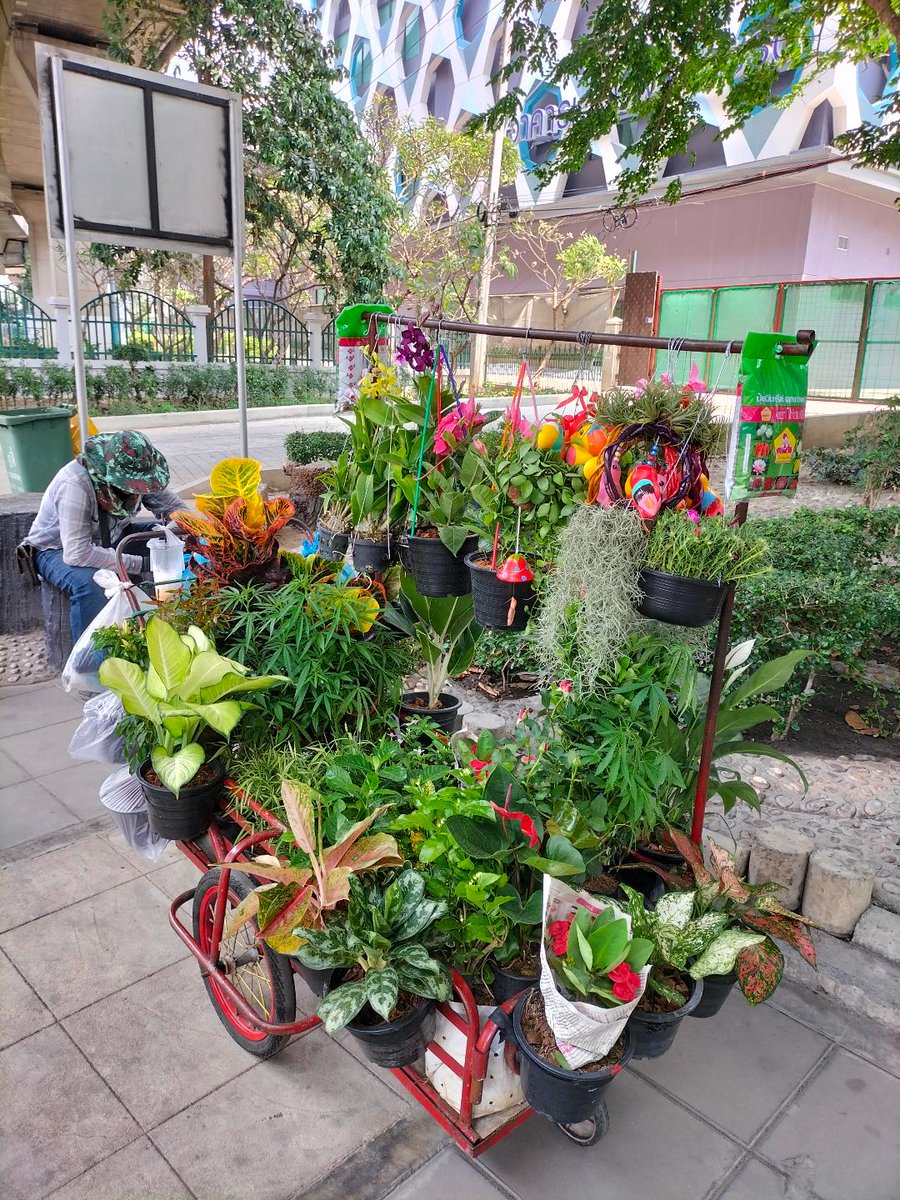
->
697;474;724;517
625;448;662;520
496;555;535;583
536;417;566;454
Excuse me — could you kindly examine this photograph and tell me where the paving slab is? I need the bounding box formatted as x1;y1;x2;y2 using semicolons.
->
146;854;205;902
0;682;83;738
718;1156;791;1200
757;1048;900;1200
0;746;28;787
631;990;830;1141
0;777;79;850
39;760;115;823
1;718;84;777
63;956;256;1129
151;1031;409;1200
47;1137;192;1200
482;1071;743;1200
385;1148;509;1200
101;826;183;874
0;1024;138;1200
0;832;138;932
0;946;53;1049
0;875;188;1018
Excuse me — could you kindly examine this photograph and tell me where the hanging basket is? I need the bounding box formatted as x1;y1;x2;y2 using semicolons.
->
636;568;727;628
316;523;349;563
400;533;477;597
465;554;535;631
351;536;393;575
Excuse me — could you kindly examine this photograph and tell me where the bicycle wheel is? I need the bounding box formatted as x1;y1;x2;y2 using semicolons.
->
620;204;639;229
556;1100;610;1146
601;209;617;234
192;868;296;1058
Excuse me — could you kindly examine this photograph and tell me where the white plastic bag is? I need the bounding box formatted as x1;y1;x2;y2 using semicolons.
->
68;690;127;764
61;570;152;693
100;766;169;862
538;877;649;1068
425;1004;523;1118
149;526;185;601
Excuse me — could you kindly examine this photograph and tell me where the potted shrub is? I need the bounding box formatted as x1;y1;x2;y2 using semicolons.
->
387;576;480;732
98;617;286;840
638;507;769;627
295;869;452;1067
316;450;353;561
511;903;651;1126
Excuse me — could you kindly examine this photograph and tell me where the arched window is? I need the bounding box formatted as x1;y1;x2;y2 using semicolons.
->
350;40;372;99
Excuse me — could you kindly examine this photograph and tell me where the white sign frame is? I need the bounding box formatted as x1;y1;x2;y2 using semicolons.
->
35;45;250;455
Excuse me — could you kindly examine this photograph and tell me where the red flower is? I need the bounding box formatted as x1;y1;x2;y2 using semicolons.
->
609;963;641;1001
470;757;491;778
516;708;528;723
521;754;536;765
548;919;572;956
489;800;539;848
608;962;632;984
558;679;573;695
613;979;638;1002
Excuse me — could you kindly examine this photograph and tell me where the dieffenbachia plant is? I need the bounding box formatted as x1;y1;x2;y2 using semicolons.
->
98;616;286;795
295;869;452;1034
219;780;403;953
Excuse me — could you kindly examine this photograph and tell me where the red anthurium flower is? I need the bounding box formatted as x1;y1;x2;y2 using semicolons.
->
489;801;539;848
470;757;491;778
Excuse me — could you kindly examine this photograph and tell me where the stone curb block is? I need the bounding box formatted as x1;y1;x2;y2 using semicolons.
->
852;905;900;965
801;848;875;937
748;826;815;910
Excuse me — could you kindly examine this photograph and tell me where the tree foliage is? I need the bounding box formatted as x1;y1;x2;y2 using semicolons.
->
489;0;900;202
101;0;393;302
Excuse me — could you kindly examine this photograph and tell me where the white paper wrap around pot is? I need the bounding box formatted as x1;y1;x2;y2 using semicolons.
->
424;1004;523;1118
539;876;649;1069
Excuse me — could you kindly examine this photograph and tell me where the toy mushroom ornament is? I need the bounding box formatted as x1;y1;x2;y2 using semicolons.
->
496;555;535;583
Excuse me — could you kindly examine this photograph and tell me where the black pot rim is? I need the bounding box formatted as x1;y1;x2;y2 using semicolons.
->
352;535;390;548
513;989;635;1084
640;567;727;595
138;757;225;797
400;690;461;715
403;532;478;548
317;521;349;538
492;957;540;985
347;995;434;1038
631;975;704;1026
464;551;504;576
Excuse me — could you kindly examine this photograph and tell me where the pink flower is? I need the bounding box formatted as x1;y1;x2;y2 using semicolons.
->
470;757;491;778
686;508;700;525
659;371;673;385
521;754;536;765
516;708;528;723
558;679;573;695
489;800;539;848
634;377;649;395
683;363;708;394
434;398;487;458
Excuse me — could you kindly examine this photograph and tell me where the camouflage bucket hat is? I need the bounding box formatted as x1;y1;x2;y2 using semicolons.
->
80;431;170;494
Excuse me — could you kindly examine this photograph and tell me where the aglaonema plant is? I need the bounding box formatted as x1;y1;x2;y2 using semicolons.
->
386;576;480;708
217;780;403;953
295;869;453;1033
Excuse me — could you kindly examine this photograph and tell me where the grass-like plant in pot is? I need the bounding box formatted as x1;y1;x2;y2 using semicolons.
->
638;507;770;627
386;575;480;732
316;450;354;561
98;617;286;840
294;868;452;1067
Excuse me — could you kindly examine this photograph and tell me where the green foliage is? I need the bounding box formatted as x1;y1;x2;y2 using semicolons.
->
645;509;770;584
283;430;349;465
469;627;540;689
596;382;724;460
91;619;149;668
386;577;480;707
487;0;900;202
295;870;452;1033
548;904;653;1007
805;397;900;504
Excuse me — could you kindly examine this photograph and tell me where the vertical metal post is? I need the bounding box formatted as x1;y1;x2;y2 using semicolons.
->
50;56;90;450
229;97;249;457
690;499;749;844
850;279;875;403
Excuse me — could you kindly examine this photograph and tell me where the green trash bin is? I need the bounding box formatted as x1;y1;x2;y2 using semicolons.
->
0;406;74;494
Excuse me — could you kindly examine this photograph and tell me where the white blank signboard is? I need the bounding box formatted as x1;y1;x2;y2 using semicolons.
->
37;45;236;255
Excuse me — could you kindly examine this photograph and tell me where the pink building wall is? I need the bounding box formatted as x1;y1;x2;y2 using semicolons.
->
802;187;899;280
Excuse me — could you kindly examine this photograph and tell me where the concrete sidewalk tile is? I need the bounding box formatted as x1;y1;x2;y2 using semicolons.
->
0;947;53;1049
0;747;28;788
0;684;83;738
64;957;255;1129
0;778;79;850
152;1032;408;1200
0;875;187;1018
47;1137;192;1200
385;1149;509;1200
101;827;183;874
483;1072;743;1200
0;1025;138;1200
719;1157;788;1200
757;1048;900;1200
0;832;138;932
40;761;115;822
147;855;204;902
1;719;83;776
631;990;829;1140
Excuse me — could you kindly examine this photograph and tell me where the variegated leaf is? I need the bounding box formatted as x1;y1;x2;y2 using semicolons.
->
281;780;319;859
317;979;369;1034
735;938;784;1004
669;830;714;888
679;912;731;957
338;833;403;874
689;929;765;980
209;456;262;499
213;858;312;887
321;867;352;908
365;966;399;1020
740;910;817;968
224;888;264;938
323;805;392;874
655;891;696;930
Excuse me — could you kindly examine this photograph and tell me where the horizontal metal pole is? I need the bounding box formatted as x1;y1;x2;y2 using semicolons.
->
363;311;816;358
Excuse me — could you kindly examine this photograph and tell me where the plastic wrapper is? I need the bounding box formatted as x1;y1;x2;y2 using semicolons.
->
100;765;169;862
68;690;126;764
61;570;153;693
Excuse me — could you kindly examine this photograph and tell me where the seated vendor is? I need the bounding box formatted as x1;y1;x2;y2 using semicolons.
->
25;430;182;642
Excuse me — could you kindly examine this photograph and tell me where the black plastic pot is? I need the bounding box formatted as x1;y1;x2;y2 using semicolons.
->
316;523;349;563
512;990;634;1124
346;998;437;1068
400;690;462;733
629;976;704;1059
609;864;666;909
351;537;392;574
690;971;736;1019
294;963;334;998
637;568;727;628
465;553;536;632
400;533;478;597
636;842;686;870
491;959;539;1005
138;759;224;842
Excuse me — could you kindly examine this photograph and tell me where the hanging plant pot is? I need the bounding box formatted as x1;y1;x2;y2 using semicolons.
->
400;533;478;597
636;568;727;628
690;971;736;1019
512;989;634;1125
629;975;704;1059
491;957;540;1005
399;691;461;733
346;998;437;1068
316;523;349;563
138;759;224;842
465;554;536;631
352;537;392;574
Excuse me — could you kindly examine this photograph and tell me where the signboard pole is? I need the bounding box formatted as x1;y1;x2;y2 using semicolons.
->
50;55;90;450
229;98;248;458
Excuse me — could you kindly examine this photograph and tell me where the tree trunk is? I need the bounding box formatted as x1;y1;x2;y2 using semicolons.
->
862;0;900;46
202;256;216;311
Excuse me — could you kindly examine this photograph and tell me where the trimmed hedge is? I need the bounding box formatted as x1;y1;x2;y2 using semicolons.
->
283;430;349;464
